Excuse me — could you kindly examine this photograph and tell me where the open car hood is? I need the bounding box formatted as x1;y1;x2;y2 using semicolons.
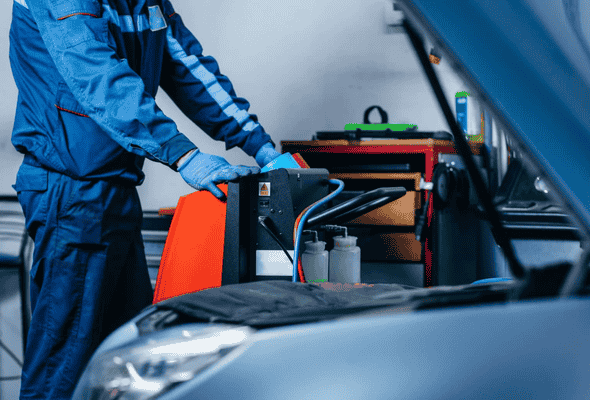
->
396;0;590;237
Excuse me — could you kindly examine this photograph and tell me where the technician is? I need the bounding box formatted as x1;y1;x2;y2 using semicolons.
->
9;0;280;398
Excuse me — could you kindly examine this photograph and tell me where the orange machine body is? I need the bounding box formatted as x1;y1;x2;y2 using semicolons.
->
152;184;228;303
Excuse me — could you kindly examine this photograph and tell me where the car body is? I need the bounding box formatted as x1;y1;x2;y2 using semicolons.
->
73;1;590;399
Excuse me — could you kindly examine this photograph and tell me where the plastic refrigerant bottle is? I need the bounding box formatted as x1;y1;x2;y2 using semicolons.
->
329;227;361;283
301;231;329;284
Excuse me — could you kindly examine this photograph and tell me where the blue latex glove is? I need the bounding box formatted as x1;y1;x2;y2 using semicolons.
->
255;142;281;168
179;150;260;199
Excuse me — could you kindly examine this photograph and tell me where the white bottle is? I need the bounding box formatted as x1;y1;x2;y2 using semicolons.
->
329;228;361;284
302;232;329;284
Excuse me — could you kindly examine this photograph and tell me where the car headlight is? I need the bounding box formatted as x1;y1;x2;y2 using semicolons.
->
73;324;255;400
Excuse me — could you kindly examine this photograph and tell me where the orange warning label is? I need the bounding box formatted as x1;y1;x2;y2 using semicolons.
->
259;182;270;196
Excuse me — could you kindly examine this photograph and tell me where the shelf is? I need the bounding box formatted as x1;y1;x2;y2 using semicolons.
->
329;172;421;191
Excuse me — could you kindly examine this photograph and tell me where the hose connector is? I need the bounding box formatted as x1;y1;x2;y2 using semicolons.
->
303;230;319;242
321;225;348;237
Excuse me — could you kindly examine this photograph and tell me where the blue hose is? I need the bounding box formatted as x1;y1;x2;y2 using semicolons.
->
292;179;345;282
471;277;512;285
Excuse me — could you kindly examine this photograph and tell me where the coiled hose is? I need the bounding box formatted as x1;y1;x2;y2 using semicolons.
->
292;179;345;282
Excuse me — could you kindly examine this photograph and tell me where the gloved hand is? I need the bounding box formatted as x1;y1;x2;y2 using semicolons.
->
255;142;281;168
179;150;260;200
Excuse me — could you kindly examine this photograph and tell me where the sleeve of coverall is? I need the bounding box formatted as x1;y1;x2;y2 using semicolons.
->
25;0;197;167
159;1;274;157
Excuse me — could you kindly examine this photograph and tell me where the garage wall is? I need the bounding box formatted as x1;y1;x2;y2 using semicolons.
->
0;2;23;200
0;0;466;210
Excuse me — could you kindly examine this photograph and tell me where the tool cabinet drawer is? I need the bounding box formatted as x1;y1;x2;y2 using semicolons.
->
329;172;422;226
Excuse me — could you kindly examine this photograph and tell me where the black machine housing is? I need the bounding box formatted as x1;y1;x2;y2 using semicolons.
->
221;168;330;284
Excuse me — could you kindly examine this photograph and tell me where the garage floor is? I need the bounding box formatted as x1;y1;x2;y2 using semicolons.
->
0;268;23;399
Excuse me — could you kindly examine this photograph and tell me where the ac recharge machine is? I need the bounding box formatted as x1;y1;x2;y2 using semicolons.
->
153;167;405;303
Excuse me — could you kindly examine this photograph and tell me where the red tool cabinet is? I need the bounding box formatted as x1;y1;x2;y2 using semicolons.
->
281;139;482;287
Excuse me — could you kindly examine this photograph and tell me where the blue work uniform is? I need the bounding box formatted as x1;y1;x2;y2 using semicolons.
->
9;0;273;397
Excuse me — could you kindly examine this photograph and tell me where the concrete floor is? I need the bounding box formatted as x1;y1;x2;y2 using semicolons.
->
0;268;23;400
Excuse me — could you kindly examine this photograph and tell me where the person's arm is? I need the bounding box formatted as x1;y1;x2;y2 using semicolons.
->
159;0;277;162
25;0;196;168
174;149;196;169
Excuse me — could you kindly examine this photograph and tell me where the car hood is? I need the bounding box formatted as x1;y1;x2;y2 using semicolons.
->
79;294;590;400
396;0;590;236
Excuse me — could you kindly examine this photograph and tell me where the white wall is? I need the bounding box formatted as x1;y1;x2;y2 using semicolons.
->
0;0;467;210
0;2;23;196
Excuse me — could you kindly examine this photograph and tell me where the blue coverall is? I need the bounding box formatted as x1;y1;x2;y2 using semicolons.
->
9;0;273;398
